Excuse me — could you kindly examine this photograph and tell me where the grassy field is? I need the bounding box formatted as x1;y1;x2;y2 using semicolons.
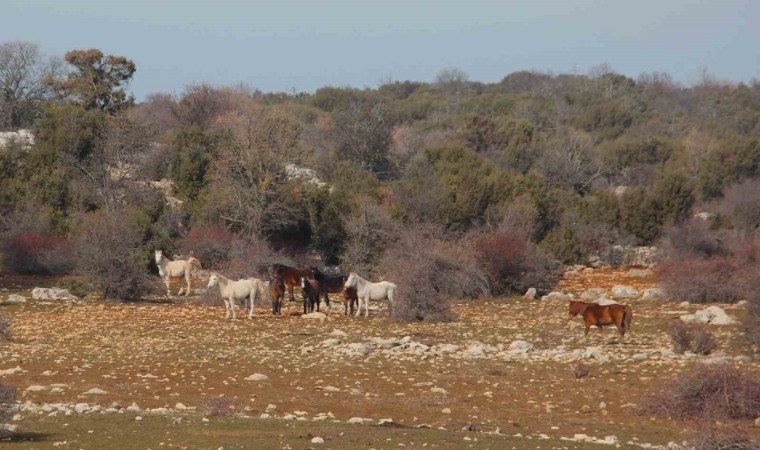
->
1;269;757;449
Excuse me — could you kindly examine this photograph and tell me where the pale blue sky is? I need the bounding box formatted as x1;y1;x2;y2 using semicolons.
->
1;0;758;100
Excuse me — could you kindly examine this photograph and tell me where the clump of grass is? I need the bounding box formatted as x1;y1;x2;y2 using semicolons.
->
0;312;11;341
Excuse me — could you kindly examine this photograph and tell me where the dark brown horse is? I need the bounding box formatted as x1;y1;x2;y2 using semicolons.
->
272;263;315;302
343;285;358;316
310;268;347;308
568;301;633;339
300;276;321;314
269;274;286;315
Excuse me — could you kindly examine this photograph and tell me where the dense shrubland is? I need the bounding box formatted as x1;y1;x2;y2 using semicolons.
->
1;41;759;317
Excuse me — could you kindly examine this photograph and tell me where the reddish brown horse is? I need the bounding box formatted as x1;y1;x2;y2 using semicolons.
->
568;301;633;339
272;263;315;302
343;285;358;316
269;273;286;315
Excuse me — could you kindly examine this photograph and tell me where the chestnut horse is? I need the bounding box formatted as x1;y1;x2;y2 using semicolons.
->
343;285;358;316
271;263;315;302
310;267;348;308
568;300;633;339
269;273;286;315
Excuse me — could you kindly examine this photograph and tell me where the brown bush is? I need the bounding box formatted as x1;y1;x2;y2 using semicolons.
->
659;256;742;303
642;363;760;421
178;226;236;269
0;382;16;425
1;232;74;274
203;394;240;417
668;321;717;355
75;210;148;300
661;217;727;259
692;427;755;450
377;226;489;322
474;230;562;295
0;311;11;341
720;178;760;234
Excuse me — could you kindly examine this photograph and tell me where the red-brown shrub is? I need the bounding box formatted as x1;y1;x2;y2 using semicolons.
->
667;321;717;355
642;363;760;421
1;232;74;275
0;311;11;341
659;256;742;303
178;226;236;269
475;231;562;295
0;382;16;426
203;394;240;417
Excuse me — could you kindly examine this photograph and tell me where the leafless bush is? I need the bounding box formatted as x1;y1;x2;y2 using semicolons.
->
1;232;74;275
178;226;236;269
668;321;717;355
692;427;755;450
75;210;148;300
0;383;17;427
659;256;742;303
203;394;240;417
0;312;11;341
720;179;760;234
642;363;760;421
661;217;726;259
474;230;562;295
340;201;401;278
377;225;489;322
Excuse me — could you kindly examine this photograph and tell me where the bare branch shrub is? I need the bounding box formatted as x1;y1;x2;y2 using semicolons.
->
659;256;741;303
377;225;489;322
642;363;760;421
474;230;562;295
75;209;148;300
668;321;717;355
0;311;11;341
661;217;726;259
203;394;240;417
340;201;401;278
0;382;17;435
178;226;235;269
719;179;760;234
0;204;74;275
691;427;755;450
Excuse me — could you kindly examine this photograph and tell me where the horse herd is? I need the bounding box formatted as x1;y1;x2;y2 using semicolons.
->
155;250;633;339
154;251;398;320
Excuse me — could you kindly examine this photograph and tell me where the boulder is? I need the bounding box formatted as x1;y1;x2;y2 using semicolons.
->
541;291;571;302
611;285;639;300
31;287;77;301
82;388;107;395
523;288;536;300
345;343;370;356
681;306;737;325
642;288;665;301
3;294;26;304
627;268;652;278
301;312;327;320
329;329;348;338
580;288;606;301
508;340;533;353
245;373;269;381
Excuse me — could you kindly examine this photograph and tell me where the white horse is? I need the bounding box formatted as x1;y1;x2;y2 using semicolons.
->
155;250;202;296
344;272;397;318
207;273;265;319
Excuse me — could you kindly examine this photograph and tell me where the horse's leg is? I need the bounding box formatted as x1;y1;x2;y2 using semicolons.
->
164;276;171;297
364;296;369;318
289;283;295;302
184;269;192;297
248;291;255;319
223;298;230;319
355;297;362;317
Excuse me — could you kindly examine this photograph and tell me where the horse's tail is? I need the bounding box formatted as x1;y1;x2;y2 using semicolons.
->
188;257;202;271
623;305;633;333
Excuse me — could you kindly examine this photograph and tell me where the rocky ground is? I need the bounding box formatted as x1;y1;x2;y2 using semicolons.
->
0;268;757;449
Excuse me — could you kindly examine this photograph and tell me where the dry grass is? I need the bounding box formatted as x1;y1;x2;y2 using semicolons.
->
0;311;11;341
668;321;717;355
203;394;241;417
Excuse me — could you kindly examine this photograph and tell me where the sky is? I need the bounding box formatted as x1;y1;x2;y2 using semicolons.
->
1;0;758;101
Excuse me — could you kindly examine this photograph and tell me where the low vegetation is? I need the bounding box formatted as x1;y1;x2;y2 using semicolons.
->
667;321;717;355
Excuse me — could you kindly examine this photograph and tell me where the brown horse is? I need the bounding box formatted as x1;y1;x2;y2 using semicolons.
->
272;263;315;302
300;276;321;314
310;268;347;308
343;285;358;316
269;273;286;315
568;301;633;340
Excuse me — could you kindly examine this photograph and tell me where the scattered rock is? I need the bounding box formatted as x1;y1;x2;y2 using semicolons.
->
245;373;268;381
320;338;341;347
25;385;48;392
302;312;327;320
31;287;78;301
523;287;536;299
508;340;533;354
541;291;571;302
680;306;737;325
430;387;447;395
627;268;652;278
329;329;347;338
82;388;107;395
311;436;325;444
3;294;27;304
611;285;639;300
642;288;665;301
0;366;23;376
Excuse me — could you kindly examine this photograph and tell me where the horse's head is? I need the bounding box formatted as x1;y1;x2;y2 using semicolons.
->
311;267;324;281
271;264;282;277
207;273;218;289
568;301;588;319
345;272;357;289
155;250;163;264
